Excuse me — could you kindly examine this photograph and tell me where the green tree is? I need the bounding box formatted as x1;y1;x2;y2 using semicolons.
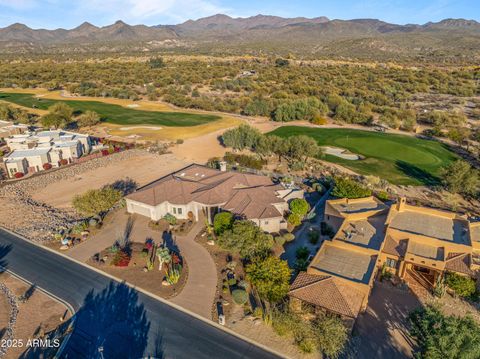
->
149;57;165;69
213;211;234;235
445;272;477;298
246;256;291;303
77;110;100;127
441;160;479;198
314;315;348;358
275;58;290;67
72;186;123;217
41;102;74;129
332;177;372;199
221;124;262;151
287;213;302;226
287;135;321;161
289;198;310;217
409;305;480;359
217;220;274;259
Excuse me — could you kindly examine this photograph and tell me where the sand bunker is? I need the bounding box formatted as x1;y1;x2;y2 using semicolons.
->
323;146;361;160
119;126;162;131
127;104;140;108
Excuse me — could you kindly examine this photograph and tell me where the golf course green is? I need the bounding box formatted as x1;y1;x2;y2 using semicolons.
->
0;92;220;127
269;126;458;185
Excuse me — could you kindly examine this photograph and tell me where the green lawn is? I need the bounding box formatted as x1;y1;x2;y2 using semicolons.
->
269;126;458;185
0;92;220;127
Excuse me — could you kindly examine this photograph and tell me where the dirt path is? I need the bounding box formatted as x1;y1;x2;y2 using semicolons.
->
32;153;188;209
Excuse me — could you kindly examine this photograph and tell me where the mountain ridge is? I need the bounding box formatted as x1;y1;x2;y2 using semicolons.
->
0;14;478;61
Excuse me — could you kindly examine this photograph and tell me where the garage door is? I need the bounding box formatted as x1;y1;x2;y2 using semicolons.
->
131;203;152;218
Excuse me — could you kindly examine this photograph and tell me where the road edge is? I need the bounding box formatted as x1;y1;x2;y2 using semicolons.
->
0;226;288;359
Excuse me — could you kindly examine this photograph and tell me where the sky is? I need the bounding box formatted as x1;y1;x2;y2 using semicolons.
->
0;0;478;29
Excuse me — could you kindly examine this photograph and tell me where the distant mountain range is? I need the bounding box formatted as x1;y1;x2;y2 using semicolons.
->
1;14;479;61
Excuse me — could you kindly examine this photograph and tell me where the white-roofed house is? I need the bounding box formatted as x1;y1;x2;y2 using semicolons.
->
3;129;92;177
3;147;51;176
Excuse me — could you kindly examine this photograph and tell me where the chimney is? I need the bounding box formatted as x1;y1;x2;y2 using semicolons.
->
219;161;227;172
397;197;406;211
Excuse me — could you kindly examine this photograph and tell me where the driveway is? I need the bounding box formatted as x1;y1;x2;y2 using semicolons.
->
349;281;421;359
0;228;280;359
67;211;217;319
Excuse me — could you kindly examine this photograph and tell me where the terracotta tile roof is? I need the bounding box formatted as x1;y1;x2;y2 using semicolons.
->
289;272;365;318
127;164;285;220
223;186;284;219
445;253;475;276
382;236;407;257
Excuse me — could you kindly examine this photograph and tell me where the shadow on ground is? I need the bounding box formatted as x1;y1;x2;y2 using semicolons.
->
395;160;440;186
0;244;12;270
61;282;152;359
345;281;421;359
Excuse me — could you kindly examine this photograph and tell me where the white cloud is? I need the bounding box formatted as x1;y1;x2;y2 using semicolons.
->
76;0;228;25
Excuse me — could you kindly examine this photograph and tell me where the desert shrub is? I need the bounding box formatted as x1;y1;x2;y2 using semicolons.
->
224;152;265;170
72;186;123;217
409;305;480;358
311;115;328;125
253;307;263;318
308;230;320;244
445;272;477;298
288;213;302;226
228;278;237;286
213;211;233;235
312;182;325;194
272;309;298;336
176;139;184;145
111;250;130;267
377;191;389;201
232;289;248;305
332;177;372;199
237;280;250;290
42;163;52;170
275;236;286;247
163;213;177;225
296;246;310;260
283;233;295;242
320;222;335;238
272;309;347;356
14;172;24;178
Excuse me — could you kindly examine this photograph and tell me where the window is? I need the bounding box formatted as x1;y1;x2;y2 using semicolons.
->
177;208;183;215
264;220;269;225
385;258;398;269
172;208;177;215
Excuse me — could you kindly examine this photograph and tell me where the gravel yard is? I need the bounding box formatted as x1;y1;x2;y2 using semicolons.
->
0;150;187;241
0;272;71;359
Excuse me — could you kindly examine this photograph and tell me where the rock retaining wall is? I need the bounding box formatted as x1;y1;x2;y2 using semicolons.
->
0;150;143;242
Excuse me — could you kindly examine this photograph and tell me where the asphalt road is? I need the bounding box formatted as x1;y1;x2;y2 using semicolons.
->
0;229;281;359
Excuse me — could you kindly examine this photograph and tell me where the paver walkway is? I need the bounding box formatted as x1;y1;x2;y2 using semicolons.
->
66;210;217;319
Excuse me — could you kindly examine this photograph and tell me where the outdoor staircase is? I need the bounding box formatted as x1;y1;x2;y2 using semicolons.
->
404;269;433;301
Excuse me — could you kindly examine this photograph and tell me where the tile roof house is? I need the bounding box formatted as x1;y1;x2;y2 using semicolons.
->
289;196;480;324
126;164;303;233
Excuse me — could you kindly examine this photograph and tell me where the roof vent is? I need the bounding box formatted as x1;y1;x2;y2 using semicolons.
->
195;173;199;176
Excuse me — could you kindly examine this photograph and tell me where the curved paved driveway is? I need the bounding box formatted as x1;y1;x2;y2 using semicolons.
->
67;211;218;319
0;228;280;359
170;217;218;319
